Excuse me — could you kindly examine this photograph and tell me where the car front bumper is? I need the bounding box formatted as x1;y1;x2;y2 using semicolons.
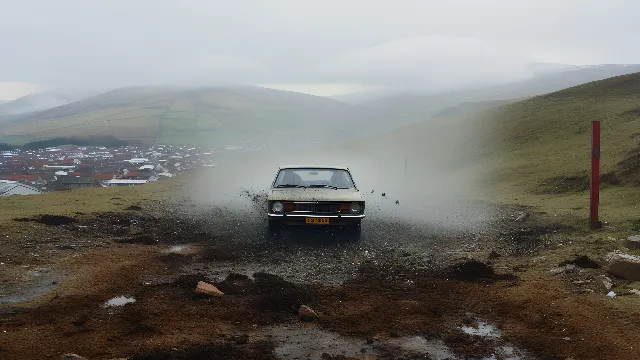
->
268;213;365;226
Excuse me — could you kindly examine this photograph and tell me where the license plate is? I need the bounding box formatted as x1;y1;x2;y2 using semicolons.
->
305;218;329;224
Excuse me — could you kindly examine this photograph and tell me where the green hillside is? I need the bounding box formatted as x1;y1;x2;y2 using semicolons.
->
0;86;360;147
356;64;640;134
344;73;640;228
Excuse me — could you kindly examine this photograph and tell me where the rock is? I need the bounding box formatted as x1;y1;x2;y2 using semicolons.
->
298;305;319;321
629;289;640;295
601;276;613;290
195;281;224;296
61;355;88;360
625;235;640;250
515;212;530;222
606;252;640;281
129;223;144;235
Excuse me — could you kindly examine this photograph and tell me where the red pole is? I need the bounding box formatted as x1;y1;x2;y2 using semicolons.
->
590;120;601;229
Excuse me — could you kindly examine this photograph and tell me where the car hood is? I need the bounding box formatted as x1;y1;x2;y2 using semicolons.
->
268;188;364;202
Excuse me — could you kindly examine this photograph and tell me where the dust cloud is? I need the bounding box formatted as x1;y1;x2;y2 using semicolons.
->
180;110;494;235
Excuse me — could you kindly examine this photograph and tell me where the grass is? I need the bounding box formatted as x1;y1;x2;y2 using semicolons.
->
469;74;640;228
339;73;640;231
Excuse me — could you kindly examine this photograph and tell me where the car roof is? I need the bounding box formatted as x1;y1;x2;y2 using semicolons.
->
278;165;350;171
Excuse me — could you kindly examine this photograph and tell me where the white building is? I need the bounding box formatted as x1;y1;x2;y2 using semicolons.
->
124;158;149;164
0;182;42;196
101;179;149;187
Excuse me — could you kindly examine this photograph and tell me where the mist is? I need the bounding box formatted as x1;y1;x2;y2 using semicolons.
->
3;0;640;94
181;109;493;234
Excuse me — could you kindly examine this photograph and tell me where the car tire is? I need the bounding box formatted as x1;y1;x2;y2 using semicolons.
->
344;222;362;242
267;218;282;240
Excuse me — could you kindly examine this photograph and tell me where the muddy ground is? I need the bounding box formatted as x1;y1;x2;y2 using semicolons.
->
1;194;640;360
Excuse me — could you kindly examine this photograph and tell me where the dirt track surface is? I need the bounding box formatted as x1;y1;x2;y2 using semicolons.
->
2;198;640;360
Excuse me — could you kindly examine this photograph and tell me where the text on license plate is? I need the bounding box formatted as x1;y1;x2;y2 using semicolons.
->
305;218;329;224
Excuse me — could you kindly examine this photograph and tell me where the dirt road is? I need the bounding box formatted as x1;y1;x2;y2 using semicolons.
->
2;190;640;360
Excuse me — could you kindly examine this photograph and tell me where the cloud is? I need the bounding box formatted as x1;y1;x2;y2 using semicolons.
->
314;35;535;91
1;0;640;94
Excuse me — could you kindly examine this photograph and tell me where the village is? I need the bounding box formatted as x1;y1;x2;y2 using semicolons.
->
0;144;217;196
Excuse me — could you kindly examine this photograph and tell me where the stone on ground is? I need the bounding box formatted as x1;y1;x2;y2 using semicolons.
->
195;281;224;296
298;305;319;321
625;235;640;250
605;252;640;281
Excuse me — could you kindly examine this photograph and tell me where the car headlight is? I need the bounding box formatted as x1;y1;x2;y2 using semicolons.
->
349;202;362;214
272;201;284;213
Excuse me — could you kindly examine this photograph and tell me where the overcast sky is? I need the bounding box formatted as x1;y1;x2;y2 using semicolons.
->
1;0;639;99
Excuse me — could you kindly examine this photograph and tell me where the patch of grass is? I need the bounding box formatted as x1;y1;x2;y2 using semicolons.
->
0;177;183;232
472;73;640;228
536;174;590;194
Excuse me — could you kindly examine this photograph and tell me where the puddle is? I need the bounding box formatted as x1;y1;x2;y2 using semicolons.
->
103;296;136;307
0;281;57;303
387;336;459;360
265;325;375;359
460;321;502;339
182;260;358;285
263;324;533;360
0;268;58;303
167;245;188;253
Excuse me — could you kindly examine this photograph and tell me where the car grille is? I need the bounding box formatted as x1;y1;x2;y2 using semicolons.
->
292;202;341;214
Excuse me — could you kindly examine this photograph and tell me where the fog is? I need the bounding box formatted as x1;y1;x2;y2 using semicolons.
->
2;0;640;95
3;0;638;231
183;114;493;233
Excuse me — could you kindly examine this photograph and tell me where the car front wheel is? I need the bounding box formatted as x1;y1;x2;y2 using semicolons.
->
267;218;282;240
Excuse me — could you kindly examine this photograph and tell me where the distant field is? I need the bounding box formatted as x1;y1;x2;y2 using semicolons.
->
0;86;358;147
0;134;33;146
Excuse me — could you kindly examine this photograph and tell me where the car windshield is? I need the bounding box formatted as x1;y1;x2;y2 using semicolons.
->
273;168;355;189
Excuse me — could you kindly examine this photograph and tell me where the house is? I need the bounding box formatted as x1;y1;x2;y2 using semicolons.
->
56;176;93;189
102;179;148;187
0;182;42;196
5;174;38;182
93;174;116;181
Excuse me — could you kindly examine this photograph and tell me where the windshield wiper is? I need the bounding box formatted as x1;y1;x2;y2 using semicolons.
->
275;184;306;188
309;184;341;190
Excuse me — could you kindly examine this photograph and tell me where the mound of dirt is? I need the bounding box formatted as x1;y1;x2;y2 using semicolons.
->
251;272;305;312
560;255;601;269
14;214;75;226
216;273;253;295
441;260;515;282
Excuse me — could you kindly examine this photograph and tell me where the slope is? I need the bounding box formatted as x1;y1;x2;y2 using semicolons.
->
342;72;640;228
0;86;361;147
356;64;640;135
0;88;102;116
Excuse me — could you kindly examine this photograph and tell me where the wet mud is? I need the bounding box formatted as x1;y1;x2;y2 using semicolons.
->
2;203;640;360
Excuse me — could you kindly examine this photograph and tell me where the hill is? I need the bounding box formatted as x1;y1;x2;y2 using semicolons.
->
342;72;640;228
0;89;102;116
0;86;361;148
356;64;640;135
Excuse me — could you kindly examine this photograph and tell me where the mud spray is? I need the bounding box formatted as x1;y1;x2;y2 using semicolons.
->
177;112;494;239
